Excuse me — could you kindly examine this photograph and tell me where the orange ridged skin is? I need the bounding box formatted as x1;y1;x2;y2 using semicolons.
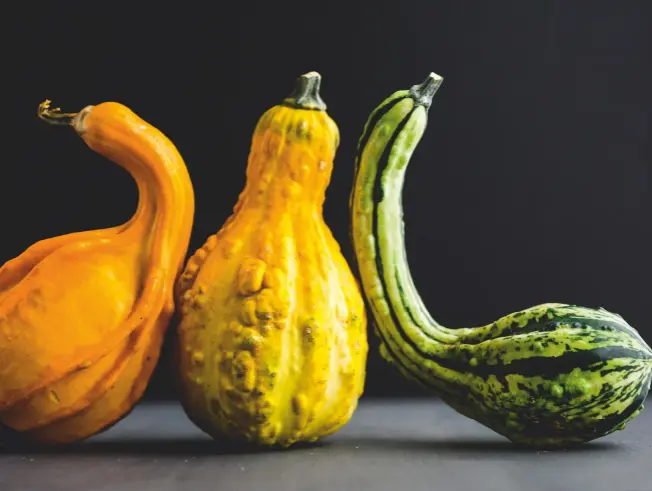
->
0;101;194;444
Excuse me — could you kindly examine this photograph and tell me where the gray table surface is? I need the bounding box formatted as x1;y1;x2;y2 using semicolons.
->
1;398;649;491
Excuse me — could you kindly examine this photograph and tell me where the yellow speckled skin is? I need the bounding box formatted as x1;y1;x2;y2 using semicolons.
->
175;73;368;447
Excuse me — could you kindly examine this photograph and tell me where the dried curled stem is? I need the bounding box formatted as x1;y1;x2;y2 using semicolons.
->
37;100;78;126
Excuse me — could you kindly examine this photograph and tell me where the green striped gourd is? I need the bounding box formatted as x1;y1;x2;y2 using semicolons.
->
349;72;652;447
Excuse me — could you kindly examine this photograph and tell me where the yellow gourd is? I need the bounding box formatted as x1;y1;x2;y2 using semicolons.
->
0;100;194;445
175;72;368;447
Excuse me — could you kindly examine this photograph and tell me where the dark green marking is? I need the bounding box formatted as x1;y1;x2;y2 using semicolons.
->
349;71;652;447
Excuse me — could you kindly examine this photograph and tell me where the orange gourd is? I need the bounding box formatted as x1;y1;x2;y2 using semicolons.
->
0;100;194;445
175;72;368;447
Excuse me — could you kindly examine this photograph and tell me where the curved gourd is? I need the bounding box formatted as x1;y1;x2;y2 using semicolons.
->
349;72;652;447
176;72;368;447
0;100;194;444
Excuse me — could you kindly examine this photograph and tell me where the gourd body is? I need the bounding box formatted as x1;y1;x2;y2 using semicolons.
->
350;74;652;447
0;101;194;445
176;73;367;447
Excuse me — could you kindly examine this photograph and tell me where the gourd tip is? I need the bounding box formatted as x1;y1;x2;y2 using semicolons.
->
428;72;443;83
300;71;321;80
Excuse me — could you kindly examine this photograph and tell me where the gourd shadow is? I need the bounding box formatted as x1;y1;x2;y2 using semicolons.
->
0;435;328;457
0;434;621;457
334;435;621;455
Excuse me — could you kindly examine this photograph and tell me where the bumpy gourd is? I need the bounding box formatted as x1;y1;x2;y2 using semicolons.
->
176;72;368;447
0;100;194;445
350;72;652;447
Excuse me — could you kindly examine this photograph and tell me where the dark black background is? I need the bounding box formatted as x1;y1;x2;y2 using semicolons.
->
3;1;651;398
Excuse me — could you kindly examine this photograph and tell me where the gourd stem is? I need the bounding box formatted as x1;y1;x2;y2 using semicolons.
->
282;71;327;111
37;100;78;126
409;72;443;109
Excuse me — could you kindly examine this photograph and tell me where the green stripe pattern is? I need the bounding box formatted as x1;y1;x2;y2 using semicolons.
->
349;73;652;447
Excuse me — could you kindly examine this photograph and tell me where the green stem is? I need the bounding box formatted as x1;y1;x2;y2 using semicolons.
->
282;71;327;111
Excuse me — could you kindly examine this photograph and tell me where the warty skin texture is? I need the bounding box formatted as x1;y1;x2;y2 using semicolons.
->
176;72;368;448
349;73;652;448
0;101;194;445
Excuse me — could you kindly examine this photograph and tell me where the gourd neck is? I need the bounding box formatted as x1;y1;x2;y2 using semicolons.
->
238;151;332;212
236;71;338;213
38;101;195;291
349;73;480;394
351;73;461;348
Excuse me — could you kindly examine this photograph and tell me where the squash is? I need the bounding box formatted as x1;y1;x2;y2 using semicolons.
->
0;100;194;445
175;71;368;447
349;72;652;447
